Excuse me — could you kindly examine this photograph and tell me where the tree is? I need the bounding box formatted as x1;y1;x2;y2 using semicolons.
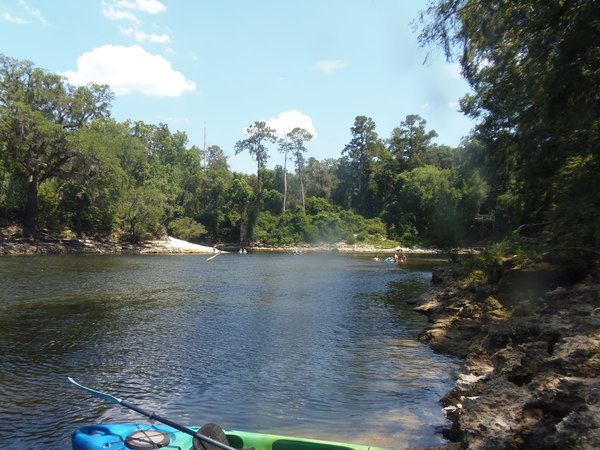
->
304;157;338;202
418;0;600;243
204;145;228;170
59;119;135;236
116;184;166;242
195;163;234;241
234;121;277;192
389;114;438;169
0;142;25;221
0;55;112;237
226;175;254;246
343;116;378;192
278;134;292;213
342;116;384;215
279;127;313;213
234;121;277;243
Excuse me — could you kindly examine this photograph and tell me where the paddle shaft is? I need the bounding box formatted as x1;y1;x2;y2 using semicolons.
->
119;400;234;450
68;378;234;450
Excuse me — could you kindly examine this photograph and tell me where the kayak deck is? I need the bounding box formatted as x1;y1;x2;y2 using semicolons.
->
71;423;393;450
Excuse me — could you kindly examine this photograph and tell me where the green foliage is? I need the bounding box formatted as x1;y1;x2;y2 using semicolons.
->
194;164;234;240
37;179;66;231
306;196;338;215
418;0;599;246
203;145;228;170
3;0;597;251
388;114;438;169
358;216;387;240
279;127;313;213
578;345;600;377
0;54;112;237
465;270;488;286
261;188;284;215
234;121;277;192
0;156;25;219
550;154;600;246
306;212;349;244
115;184;166;242
387;165;486;248
1;52;551;249
483;296;503;311
387;216;419;244
168;217;207;242
303;205;387;245
342;116;386;216
225;175;255;244
253;207;308;246
304;157;338;201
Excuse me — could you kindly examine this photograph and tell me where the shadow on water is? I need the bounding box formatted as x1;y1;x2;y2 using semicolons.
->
0;253;458;449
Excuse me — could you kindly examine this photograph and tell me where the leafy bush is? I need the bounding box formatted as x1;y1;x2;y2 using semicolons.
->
253;208;307;245
168;217;207;242
115;185;166;242
261;189;284;214
306;197;338;215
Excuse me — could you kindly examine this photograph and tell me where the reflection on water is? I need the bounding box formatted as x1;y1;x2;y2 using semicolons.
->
0;253;458;449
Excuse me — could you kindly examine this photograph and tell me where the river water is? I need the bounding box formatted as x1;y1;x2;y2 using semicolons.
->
0;252;459;449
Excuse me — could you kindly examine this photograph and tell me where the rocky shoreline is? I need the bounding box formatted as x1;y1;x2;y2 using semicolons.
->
247;243;443;254
0;235;442;256
0;236;218;255
411;250;600;449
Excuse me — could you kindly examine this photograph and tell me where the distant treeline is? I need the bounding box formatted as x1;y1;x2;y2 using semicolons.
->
0;55;485;247
0;1;597;248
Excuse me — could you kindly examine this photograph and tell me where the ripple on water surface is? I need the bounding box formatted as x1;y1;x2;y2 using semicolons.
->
0;253;458;449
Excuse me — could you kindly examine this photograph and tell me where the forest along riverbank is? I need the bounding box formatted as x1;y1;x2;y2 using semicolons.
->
410;250;600;449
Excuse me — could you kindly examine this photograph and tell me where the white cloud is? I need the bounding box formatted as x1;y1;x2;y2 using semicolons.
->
1;12;28;24
104;0;166;18
102;2;141;24
18;0;47;24
264;110;317;138
30;8;47;24
314;59;348;75
103;1;170;45
115;0;167;14
448;101;460;109
62;45;196;97
120;26;170;43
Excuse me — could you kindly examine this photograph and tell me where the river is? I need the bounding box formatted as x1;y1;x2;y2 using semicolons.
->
0;252;459;449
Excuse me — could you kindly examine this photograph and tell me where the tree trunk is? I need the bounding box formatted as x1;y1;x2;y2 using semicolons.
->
239;219;245;247
23;172;39;238
300;176;306;216
282;151;288;212
257;163;262;195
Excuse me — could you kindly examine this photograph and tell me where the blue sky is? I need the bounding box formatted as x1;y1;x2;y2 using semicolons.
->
1;0;474;174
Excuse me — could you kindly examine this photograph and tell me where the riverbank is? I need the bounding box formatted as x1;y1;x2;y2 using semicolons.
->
0;231;447;256
0;237;441;256
411;249;600;448
0;235;219;255
247;243;445;254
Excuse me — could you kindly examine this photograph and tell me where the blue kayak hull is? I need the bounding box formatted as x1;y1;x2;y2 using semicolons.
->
72;423;392;450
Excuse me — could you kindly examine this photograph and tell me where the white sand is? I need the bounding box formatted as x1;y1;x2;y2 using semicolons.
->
155;237;220;253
